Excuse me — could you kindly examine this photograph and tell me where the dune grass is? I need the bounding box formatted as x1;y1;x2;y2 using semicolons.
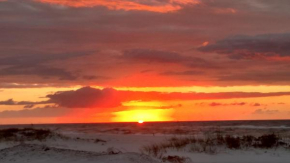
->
141;133;290;159
0;128;67;142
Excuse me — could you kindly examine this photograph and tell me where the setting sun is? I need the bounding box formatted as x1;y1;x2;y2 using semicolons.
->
138;120;144;124
112;109;174;122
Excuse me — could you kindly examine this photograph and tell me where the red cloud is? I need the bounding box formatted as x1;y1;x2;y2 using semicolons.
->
37;0;200;13
3;87;290;109
45;87;290;108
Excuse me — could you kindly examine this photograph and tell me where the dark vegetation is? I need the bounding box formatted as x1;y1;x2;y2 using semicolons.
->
0;128;107;145
0;128;67;142
162;155;190;163
141;133;289;160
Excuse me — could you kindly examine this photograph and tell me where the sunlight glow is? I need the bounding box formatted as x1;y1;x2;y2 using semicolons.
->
122;101;165;108
112;109;174;122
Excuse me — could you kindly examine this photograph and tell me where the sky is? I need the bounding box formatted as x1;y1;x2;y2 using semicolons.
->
1;0;290;124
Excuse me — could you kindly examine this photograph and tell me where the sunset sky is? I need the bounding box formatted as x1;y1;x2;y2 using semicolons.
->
1;0;290;124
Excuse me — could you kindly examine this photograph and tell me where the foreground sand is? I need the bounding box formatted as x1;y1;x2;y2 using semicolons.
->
0;144;159;163
1;133;290;163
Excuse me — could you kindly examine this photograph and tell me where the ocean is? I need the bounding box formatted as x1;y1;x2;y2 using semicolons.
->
1;120;290;136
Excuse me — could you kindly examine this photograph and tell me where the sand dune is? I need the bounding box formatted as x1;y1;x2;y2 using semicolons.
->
0;144;160;163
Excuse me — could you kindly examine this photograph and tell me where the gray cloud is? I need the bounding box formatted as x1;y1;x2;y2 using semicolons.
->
23;104;35;109
0;99;48;105
160;70;204;76
0;50;93;66
0;65;77;80
199;33;290;59
253;108;280;115
0;105;69;118
82;75;111;80
46;87;121;108
218;70;290;84
0;99;15;105
1;0;290;87
196;102;264;107
209;102;246;107
121;49;192;63
121;49;217;69
0;49;95;80
46;87;290;106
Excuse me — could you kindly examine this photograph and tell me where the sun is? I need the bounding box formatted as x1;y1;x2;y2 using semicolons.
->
112;109;174;122
138;120;144;124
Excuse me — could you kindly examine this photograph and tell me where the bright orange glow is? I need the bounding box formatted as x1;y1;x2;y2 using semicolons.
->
115;85;290;93
138;120;144;124
123;101;165;108
112;109;174;122
37;0;200;13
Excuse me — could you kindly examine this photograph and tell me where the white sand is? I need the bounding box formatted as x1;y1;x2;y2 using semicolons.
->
0;144;160;163
1;133;290;163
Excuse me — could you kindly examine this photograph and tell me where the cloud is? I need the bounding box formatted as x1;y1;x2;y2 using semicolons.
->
46;87;122;108
0;65;77;80
0;99;47;105
121;49;216;69
0;50;92;66
45;87;290;107
253;108;280;115
2;0;290;87
199;33;290;59
208;102;223;107
160;70;204;76
209;102;246;107
0;83;67;89
3;87;290;109
0;105;69;118
197;102;265;107
159;104;183;109
23;104;35;109
277;102;286;105
36;0;200;13
218;70;290;83
251;103;261;107
0;99;15;105
1;86;290;119
82;75;110;80
121;49;192;63
0;50;94;80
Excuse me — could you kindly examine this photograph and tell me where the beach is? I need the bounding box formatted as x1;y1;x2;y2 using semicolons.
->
1;121;290;163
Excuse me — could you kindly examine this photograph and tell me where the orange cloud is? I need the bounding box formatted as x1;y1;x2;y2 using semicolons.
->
36;0;200;13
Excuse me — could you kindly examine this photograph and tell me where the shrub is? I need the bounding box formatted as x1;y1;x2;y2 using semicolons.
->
216;134;225;145
141;144;165;158
22;128;52;141
141;133;288;158
256;134;279;148
0;128;61;142
162;155;189;163
168;137;190;149
107;147;122;155
241;135;255;147
95;138;107;143
225;135;241;149
0;128;20;141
